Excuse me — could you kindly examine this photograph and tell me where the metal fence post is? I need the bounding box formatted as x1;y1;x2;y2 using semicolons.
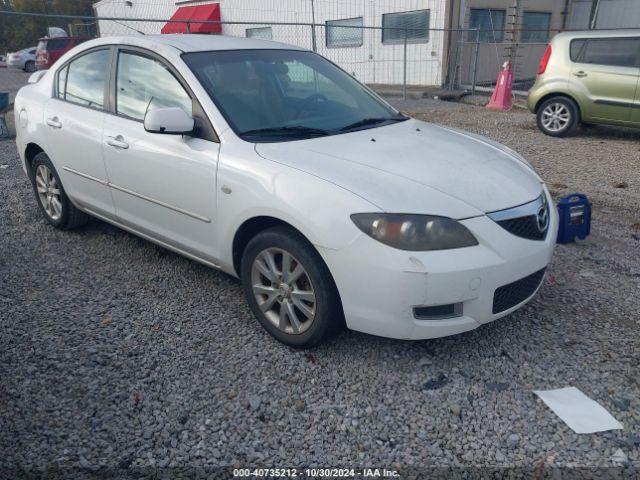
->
186;20;191;33
310;0;317;51
311;24;317;52
403;28;408;101
471;27;480;96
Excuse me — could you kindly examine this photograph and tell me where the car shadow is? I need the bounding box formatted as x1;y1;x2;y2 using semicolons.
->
571;123;640;141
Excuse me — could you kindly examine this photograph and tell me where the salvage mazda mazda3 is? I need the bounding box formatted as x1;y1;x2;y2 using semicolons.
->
14;35;558;347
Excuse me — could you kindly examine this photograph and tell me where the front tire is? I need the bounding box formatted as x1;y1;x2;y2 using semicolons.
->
241;226;343;348
536;96;579;137
24;60;36;73
30;152;89;230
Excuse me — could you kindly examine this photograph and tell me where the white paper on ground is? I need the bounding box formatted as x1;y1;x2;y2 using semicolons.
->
533;387;623;434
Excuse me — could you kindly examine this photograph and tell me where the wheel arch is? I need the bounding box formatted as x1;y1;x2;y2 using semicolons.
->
232;216;311;278
24;142;45;178
535;92;582;121
232;215;346;330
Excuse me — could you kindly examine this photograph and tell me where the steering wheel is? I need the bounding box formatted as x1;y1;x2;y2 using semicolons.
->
294;93;328;119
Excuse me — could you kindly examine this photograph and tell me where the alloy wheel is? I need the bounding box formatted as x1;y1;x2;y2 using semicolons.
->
251;247;316;335
35;164;62;221
541;102;570;132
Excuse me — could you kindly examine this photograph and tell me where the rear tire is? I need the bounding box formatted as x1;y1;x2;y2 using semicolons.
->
536;96;579;137
24;60;36;73
241;226;343;348
30;152;89;230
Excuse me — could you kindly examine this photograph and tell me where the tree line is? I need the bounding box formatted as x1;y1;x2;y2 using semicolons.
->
1;0;95;54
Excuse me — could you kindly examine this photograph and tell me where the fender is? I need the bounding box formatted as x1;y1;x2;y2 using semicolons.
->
214;141;377;275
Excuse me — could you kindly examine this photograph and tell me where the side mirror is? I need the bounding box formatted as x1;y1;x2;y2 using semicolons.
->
144;107;194;135
28;70;47;84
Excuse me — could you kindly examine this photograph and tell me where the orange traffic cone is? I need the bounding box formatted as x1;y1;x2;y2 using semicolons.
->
486;61;513;111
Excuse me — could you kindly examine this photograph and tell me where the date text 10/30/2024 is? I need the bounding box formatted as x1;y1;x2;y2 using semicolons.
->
233;468;400;478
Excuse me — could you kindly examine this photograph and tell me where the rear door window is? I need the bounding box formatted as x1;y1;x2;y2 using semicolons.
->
46;38;70;51
571;38;640;67
61;49;111;110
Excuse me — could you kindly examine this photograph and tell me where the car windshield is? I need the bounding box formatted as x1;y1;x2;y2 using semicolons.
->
183;49;407;142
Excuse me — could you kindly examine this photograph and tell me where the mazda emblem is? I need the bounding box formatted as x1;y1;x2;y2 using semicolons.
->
536;203;549;232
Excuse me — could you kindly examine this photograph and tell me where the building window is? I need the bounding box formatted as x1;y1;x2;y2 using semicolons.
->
382;10;430;45
521;12;551;43
326;17;363;48
246;27;273;40
468;9;506;43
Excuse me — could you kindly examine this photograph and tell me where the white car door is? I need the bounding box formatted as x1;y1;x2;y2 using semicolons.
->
101;48;220;262
43;47;116;218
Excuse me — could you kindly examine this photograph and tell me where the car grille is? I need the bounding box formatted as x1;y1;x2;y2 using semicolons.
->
496;215;547;241
487;194;550;242
492;268;546;314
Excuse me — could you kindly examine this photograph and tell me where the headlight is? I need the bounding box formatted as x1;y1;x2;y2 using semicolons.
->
351;213;478;251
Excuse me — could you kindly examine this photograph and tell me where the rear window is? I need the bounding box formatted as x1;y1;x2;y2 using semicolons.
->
38;38;70;52
71;38;90;47
570;37;640;67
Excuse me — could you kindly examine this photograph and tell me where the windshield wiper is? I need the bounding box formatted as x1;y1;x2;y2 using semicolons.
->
339;115;408;132
239;126;330;138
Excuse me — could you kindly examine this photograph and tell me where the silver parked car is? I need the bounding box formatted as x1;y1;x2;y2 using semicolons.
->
7;47;37;72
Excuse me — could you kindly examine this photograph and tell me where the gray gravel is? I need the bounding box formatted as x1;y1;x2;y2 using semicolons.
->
1;94;640;476
1;68;31;103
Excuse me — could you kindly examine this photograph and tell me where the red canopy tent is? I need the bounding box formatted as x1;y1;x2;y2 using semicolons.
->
161;3;221;34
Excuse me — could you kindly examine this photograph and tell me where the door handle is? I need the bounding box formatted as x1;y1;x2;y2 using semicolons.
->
46;117;62;129
573;71;588;78
106;135;129;150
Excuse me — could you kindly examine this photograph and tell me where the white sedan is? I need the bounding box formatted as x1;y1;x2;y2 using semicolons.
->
6;47;37;72
14;35;557;348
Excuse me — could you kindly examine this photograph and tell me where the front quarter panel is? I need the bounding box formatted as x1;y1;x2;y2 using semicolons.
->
215;142;378;275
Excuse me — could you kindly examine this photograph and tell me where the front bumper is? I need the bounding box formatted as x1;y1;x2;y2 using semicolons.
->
319;187;558;340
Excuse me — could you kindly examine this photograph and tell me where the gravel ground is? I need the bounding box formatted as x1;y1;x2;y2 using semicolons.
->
1;92;640;478
1;68;31;103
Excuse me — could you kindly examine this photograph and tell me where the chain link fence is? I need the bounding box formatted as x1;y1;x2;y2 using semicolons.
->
0;8;579;109
95;18;453;94
449;26;565;93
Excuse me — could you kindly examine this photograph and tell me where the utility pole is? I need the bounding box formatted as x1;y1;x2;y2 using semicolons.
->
504;0;522;79
504;0;521;65
42;0;50;29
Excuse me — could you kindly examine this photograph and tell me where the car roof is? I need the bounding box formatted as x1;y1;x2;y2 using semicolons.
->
554;29;640;41
38;36;91;41
80;34;306;53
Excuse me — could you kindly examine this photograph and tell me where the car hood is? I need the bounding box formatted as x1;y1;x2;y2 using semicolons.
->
255;118;543;218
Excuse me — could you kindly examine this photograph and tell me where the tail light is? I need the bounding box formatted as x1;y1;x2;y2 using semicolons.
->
538;45;552;75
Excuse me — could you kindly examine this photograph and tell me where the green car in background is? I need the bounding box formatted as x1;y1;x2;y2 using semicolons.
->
528;30;640;137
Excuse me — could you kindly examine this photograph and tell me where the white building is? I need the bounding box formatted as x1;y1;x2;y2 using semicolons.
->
93;0;450;86
94;0;639;87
